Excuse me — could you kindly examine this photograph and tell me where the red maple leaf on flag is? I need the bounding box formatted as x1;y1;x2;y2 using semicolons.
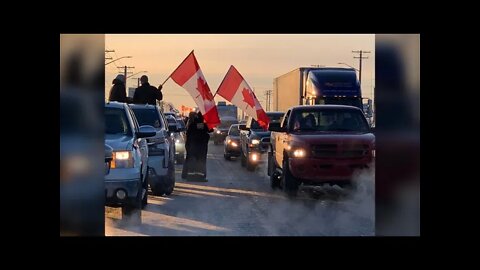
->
242;88;255;108
196;77;213;101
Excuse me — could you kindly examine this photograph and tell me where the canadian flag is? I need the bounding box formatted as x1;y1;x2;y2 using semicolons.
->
216;66;270;129
170;51;220;129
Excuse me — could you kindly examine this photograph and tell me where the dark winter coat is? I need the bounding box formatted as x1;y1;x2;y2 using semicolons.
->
108;79;127;102
133;82;162;105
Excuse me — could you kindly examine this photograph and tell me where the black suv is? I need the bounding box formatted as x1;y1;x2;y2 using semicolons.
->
239;112;284;171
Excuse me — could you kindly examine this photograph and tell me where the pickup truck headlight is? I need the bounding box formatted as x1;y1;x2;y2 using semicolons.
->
111;151;134;168
293;148;307;158
251;139;260;145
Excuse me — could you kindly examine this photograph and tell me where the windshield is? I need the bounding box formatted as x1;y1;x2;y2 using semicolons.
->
176;119;185;129
166;117;177;125
105;108;132;136
289;109;369;132
131;108;163;129
228;125;240;136
250;113;284;130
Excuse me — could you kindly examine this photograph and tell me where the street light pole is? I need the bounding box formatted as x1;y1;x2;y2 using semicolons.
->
338;62;359;71
127;71;148;79
105;56;132;65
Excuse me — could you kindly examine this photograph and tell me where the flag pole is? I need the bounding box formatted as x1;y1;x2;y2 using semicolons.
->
161;50;195;86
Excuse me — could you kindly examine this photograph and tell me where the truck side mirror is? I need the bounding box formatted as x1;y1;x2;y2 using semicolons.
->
268;122;285;132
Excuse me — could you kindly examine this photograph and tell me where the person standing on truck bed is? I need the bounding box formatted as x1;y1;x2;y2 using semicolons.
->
108;74;127;103
133;75;163;105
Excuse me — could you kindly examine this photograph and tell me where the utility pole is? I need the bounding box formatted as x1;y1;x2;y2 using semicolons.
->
105;50;115;60
352;50;371;86
117;66;135;87
264;90;272;111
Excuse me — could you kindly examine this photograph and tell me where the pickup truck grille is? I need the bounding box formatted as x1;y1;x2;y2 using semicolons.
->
311;144;369;159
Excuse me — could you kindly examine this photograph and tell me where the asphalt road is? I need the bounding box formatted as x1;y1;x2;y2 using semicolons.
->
105;141;374;236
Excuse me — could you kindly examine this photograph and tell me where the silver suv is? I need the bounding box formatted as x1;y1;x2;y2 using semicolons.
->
129;104;176;196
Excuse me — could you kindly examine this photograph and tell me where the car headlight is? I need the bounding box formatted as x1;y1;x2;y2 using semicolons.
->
292;148;307;158
251;139;260;145
216;130;221;134
227;139;231;144
111;151;134;168
176;139;180;143
231;141;238;147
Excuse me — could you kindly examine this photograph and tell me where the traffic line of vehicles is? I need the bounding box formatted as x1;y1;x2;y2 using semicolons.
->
218;66;375;197
104;102;186;224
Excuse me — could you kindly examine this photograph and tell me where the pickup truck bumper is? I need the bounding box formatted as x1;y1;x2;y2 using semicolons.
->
288;157;372;183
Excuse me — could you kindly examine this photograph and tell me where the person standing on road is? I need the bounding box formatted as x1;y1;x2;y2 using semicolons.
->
108;74;127;103
133;75;163;105
182;111;211;180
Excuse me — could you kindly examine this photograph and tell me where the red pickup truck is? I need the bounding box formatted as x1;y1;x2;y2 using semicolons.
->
267;105;375;197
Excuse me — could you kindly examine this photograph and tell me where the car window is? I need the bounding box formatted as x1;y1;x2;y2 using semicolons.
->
229;125;240;136
166;117;177;124
127;107;139;133
176;119;185;129
281;110;291;128
132;108;163;129
105;108;132;136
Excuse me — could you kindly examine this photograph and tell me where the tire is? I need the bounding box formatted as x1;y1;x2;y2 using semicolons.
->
176;153;185;165
270;170;281;189
282;158;299;197
122;183;142;224
267;151;273;176
224;153;231;161
151;181;166;196
141;171;148;209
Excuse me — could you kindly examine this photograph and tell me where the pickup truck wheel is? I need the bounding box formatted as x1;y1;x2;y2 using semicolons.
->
267;151;273;176
282;159;299;197
151;181;166;196
270;170;281;189
224;153;231;161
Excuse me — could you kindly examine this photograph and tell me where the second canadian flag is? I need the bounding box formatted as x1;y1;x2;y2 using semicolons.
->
216;66;270;129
